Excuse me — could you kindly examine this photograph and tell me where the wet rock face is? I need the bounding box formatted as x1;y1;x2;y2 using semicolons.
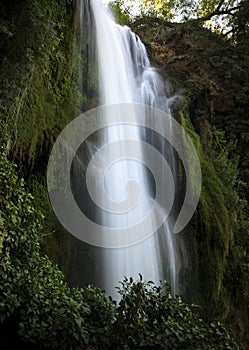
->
133;19;249;350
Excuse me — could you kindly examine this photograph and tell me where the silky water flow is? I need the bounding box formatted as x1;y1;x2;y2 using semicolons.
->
69;0;182;299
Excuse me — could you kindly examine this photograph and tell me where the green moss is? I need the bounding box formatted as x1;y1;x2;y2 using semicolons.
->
180;109;233;317
0;0;83;167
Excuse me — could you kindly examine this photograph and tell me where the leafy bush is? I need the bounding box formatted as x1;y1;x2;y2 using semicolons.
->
0;149;114;348
0;149;241;349
109;276;240;350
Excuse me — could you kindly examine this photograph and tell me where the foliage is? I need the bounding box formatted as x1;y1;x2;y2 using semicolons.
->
0;149;43;322
135;13;249;345
138;0;176;21
109;0;132;25
179;104;249;347
233;0;249;43
0;150;241;349
0;0;81;170
0;149;115;348
110;276;240;350
112;0;244;35
0;0;248;348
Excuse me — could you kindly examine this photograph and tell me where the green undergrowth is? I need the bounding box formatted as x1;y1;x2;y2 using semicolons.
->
0;148;241;349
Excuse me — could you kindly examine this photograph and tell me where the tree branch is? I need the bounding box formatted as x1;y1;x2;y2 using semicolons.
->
198;6;240;22
216;0;226;12
130;2;241;30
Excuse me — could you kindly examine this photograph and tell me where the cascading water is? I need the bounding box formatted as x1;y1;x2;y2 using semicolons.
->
74;0;181;298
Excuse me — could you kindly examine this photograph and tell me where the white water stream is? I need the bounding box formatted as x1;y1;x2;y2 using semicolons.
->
77;0;179;298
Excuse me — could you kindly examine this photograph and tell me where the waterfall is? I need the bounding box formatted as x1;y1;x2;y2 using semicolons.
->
74;0;180;298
